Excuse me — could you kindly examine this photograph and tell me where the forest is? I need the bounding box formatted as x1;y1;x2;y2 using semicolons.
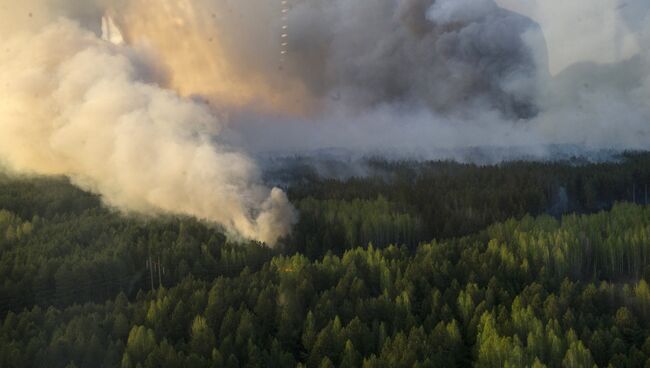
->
1;153;650;367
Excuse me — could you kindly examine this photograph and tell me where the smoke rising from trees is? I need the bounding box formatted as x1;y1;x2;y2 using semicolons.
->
0;0;649;241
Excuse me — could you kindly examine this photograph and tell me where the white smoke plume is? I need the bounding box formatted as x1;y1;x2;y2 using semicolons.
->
0;1;295;245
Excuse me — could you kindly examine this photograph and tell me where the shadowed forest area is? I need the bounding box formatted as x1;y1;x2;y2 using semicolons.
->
2;153;650;367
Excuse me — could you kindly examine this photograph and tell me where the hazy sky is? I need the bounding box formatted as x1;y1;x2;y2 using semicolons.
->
496;0;647;74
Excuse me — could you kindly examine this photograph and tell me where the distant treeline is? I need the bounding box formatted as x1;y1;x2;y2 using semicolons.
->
284;152;650;257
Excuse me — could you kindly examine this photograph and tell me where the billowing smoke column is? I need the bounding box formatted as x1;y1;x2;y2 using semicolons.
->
107;0;540;118
285;0;539;118
102;0;646;153
0;1;295;245
0;0;649;241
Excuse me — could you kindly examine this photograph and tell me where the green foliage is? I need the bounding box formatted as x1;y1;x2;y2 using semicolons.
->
290;196;423;257
2;204;650;366
3;155;650;367
286;153;650;255
0;182;274;312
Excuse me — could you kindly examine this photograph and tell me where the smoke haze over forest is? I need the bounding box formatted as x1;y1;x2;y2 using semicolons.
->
1;0;649;242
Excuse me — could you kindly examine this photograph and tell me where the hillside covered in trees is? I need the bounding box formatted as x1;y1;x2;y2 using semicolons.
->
1;153;650;367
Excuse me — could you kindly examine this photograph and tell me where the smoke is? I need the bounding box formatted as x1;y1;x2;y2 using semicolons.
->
516;0;650;149
92;0;540;118
150;0;646;155
0;2;295;245
1;0;649;241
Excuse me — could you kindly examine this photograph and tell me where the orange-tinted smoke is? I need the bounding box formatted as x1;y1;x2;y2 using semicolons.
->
112;0;314;115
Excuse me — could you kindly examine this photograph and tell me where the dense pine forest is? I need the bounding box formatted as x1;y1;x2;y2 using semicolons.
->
2;153;650;367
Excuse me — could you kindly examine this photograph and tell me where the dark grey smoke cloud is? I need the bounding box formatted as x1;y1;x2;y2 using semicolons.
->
284;0;539;118
229;0;650;156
